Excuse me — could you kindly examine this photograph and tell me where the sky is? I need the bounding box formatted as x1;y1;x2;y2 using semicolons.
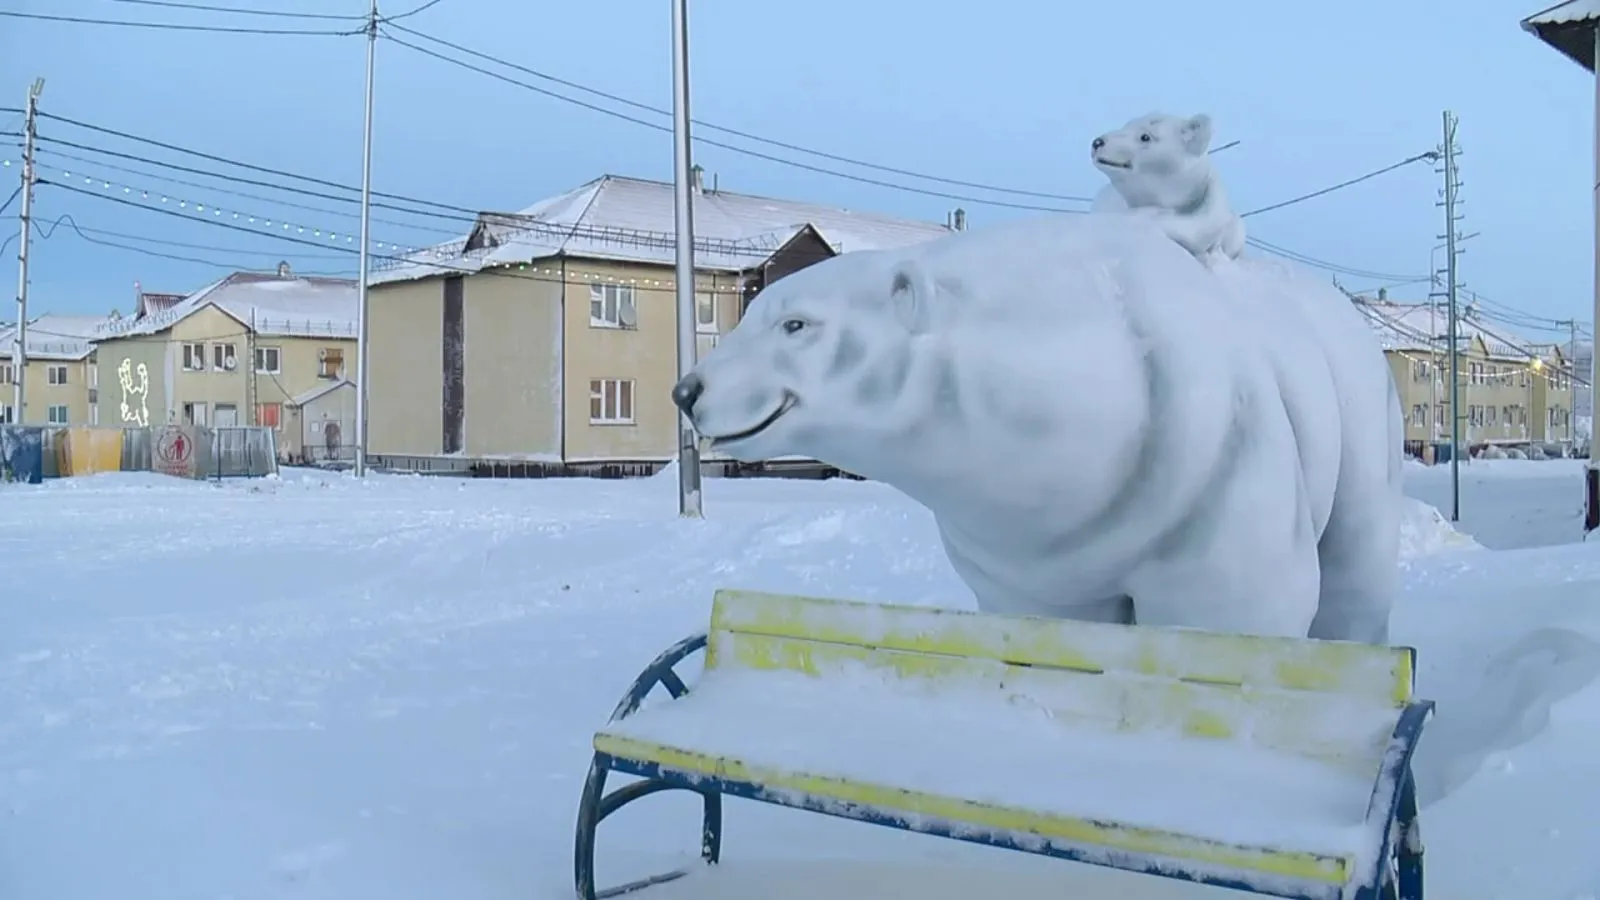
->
0;0;1596;346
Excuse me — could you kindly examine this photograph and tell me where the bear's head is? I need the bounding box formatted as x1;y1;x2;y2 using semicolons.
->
1090;112;1215;209
670;249;949;470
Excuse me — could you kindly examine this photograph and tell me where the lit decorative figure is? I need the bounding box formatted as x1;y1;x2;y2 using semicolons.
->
118;358;150;427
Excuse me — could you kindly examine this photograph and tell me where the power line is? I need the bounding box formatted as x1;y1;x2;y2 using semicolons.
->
0;9;359;34
99;0;362;19
1239;153;1440;219
381;0;447;22
384;21;1094;205
34;113;1428;288
0;185;20;216
33;213;351;259
380;30;1090;214
37;114;481;215
33;212;355;274
34;134;470;224
31;145;463;237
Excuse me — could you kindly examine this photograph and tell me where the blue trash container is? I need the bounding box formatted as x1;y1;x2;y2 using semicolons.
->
1;426;44;484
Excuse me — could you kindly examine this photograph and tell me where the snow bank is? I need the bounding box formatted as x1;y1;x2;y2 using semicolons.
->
1399;497;1481;558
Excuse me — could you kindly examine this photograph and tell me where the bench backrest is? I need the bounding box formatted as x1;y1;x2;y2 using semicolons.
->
704;589;1415;773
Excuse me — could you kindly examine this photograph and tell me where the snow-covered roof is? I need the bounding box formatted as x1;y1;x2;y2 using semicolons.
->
0;313;119;361
291;377;354;406
94;270;358;341
1522;1;1600;70
371;174;956;286
1359;300;1557;362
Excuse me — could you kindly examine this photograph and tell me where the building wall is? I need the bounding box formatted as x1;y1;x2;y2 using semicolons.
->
95;334;168;428
367;275;444;455
1531;358;1577;443
561;260;742;461
1390;345;1559;446
461;269;563;458
0;356;95;425
252;334;359;457
294;381;357;462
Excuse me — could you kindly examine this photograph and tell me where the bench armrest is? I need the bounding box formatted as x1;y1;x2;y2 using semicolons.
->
1356;700;1433;893
605;631;709;723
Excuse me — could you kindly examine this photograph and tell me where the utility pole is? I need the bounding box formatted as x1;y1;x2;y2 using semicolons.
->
352;0;377;477
1438;110;1465;522
670;0;703;518
11;78;42;426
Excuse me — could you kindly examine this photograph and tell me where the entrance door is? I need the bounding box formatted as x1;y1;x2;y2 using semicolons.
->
214;403;238;428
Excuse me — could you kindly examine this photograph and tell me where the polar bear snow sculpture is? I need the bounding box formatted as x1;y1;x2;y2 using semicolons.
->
671;214;1404;643
1091;112;1246;267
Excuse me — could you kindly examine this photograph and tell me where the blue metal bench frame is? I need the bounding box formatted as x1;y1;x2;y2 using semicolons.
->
572;632;1431;900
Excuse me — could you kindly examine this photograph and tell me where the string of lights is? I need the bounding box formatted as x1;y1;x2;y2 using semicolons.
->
38;178;764;296
29;145;464;238
33;109;1439;284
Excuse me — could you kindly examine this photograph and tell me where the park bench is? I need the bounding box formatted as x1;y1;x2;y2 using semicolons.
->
573;588;1432;900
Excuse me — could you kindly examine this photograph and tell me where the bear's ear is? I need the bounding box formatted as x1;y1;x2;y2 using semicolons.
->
889;261;936;335
1180;113;1213;156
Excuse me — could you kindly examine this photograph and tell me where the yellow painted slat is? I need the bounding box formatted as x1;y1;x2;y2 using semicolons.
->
593;732;1350;887
710;589;1413;705
708;630;1396;772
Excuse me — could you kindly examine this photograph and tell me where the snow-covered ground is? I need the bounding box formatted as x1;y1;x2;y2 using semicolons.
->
2;460;1597;900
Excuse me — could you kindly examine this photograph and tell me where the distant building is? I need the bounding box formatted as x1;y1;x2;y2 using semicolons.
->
1359;298;1579;455
91;266;358;462
0;313;116;426
365;173;961;474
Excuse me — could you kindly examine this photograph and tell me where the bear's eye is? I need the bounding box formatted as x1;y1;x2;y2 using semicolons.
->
1139;133;1152;143
780;318;807;335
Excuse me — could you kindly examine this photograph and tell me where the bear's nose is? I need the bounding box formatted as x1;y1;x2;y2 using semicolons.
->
1091;137;1105;150
671;374;705;417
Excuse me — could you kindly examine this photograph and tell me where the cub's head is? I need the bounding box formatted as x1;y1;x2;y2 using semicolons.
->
670;250;945;466
1089;112;1214;208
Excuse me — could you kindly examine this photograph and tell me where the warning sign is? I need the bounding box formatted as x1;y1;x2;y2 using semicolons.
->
154;426;197;478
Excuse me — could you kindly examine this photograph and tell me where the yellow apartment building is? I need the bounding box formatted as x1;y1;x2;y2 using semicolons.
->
364;172;960;475
0;313;116;426
1362;299;1577;456
89;266;358;461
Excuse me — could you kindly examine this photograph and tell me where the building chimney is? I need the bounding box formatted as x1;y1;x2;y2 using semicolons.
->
276;261;293;278
952;208;967;231
1378;287;1388;302
690;164;705;194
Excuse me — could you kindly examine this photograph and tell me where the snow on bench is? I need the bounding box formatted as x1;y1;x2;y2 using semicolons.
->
573;589;1432;900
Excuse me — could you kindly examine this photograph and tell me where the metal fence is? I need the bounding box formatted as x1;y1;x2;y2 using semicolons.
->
1;424;279;481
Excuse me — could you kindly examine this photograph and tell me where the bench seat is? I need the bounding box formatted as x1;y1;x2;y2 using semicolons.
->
575;590;1431;900
598;667;1374;890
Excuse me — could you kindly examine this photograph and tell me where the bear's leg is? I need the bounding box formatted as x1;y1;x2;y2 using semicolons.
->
1123;453;1322;638
1308;378;1403;645
1308;470;1401;645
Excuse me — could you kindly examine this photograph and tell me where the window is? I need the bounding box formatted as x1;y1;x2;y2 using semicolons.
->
589;284;637;328
1410;404;1425;427
319;347;344;379
46;404;68;424
589;378;635;424
0;404;11;424
255;402;282;430
46;364;67;385
254;346;281;374
1435;404;1446;427
212;342;238;372
0;363;10;384
695;291;718;333
182;401;207;426
1487;365;1499;384
182;342;205;371
88;362;97;389
1486;406;1497;426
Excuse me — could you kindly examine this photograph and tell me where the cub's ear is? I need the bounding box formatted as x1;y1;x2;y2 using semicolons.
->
1180;113;1214;156
889;260;937;335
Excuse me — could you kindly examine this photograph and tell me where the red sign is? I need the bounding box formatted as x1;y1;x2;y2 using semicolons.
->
154;427;194;476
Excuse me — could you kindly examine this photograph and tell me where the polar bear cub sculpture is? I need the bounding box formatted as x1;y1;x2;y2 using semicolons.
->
1091;112;1246;266
671;214;1403;643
